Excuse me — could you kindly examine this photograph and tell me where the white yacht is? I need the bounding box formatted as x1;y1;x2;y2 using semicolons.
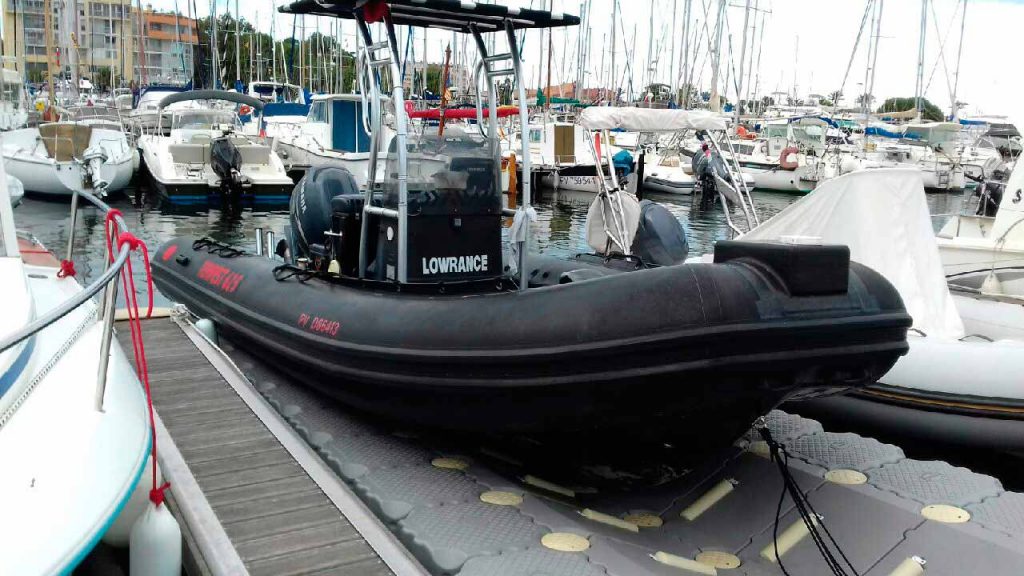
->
273;93;391;189
0;168;152;573
1;122;134;197
138;90;294;203
128;85;189;135
936;160;1024;284
0;61;28;131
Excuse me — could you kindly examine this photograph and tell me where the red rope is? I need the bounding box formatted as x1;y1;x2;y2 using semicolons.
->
104;210;168;506
57;259;76;278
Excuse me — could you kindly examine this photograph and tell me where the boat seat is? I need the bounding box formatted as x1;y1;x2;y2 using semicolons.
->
38;123;93;162
237;145;271;166
169;143;209;164
189;134;213;144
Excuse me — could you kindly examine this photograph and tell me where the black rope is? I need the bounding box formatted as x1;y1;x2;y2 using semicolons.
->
272;264;317;283
192;237;246;258
946;266;1024;280
759;425;861;576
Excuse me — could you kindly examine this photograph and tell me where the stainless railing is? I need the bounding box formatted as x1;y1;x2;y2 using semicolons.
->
0;189;131;412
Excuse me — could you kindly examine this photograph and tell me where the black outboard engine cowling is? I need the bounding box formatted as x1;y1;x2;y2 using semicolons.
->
211;135;243;191
289;166;360;268
631;200;689;266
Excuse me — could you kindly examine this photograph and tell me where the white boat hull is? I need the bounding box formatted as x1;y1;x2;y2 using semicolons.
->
0;258;150;574
2;126;134;197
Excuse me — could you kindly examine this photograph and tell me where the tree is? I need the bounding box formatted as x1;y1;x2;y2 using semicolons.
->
856;93;874;107
827;90;843;106
876;96;944;122
819;98;833;107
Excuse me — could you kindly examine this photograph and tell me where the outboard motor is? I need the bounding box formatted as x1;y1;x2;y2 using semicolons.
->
630;200;689;266
691;139;738;210
210;133;244;194
288;166;361;273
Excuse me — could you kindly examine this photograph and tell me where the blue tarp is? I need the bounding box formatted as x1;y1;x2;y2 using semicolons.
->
613;149;634;176
865;126;903;139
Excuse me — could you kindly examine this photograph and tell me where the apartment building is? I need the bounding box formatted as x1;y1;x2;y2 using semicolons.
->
1;0;198;86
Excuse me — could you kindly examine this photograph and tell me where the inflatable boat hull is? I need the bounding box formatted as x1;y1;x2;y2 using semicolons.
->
153;237;909;446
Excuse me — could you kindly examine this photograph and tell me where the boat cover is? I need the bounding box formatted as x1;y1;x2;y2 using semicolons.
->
579;107;727;132
743;168;965;339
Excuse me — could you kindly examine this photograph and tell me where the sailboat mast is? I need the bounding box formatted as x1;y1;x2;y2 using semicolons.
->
235;0;241;88
669;0;677;100
645;1;653;98
137;0;147;85
210;0;218;88
43;0;55;107
545;0;553;110
610;0;617;104
709;0;724;112
914;0;928;120
734;0;751;131
950;0;967;120
868;0;884;119
681;0;692;106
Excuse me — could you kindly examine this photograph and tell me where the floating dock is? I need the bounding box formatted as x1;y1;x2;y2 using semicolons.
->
124;313;1024;576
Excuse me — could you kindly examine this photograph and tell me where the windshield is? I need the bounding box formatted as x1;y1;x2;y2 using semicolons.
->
171;111;240;131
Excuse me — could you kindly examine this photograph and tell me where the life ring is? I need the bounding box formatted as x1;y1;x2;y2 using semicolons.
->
238;104;253;116
779;146;799;170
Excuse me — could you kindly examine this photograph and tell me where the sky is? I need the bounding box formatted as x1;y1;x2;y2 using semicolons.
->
40;0;1024;125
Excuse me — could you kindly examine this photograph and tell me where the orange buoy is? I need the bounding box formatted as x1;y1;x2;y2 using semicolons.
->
779;146;800;170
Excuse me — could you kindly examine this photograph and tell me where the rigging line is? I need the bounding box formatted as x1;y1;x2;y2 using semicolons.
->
837;0;876;104
923;0;961;107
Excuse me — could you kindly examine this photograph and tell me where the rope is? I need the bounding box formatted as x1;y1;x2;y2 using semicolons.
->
272;263;317;283
57;259;77;278
192;237;246;258
104;211;168;506
759;424;860;576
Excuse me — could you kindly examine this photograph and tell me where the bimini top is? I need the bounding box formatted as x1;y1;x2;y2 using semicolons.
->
278;0;580;32
578;107;728;132
158;90;265;112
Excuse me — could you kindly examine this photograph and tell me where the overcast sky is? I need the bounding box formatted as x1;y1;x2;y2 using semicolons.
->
61;0;1024;124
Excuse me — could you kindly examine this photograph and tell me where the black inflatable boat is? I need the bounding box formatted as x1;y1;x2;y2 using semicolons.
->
154;160;910;451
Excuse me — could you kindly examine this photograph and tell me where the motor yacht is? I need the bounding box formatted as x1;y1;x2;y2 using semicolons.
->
137;90;294;203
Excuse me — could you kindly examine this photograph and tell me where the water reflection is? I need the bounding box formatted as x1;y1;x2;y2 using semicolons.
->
14;182;967;307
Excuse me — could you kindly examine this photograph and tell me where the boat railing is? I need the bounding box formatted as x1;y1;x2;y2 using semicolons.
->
0;189;131;413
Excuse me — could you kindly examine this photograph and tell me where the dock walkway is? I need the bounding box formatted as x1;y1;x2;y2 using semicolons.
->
122;313;1024;576
117;315;425;576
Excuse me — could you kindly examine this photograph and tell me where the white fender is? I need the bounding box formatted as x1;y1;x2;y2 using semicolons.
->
129;500;182;576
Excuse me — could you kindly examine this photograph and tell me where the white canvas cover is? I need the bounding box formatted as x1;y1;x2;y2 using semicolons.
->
586;193;641;255
578;107;728;132
742;168;965;339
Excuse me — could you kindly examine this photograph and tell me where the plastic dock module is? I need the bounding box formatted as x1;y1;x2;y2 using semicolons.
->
115;315;426;576
207;325;1024;576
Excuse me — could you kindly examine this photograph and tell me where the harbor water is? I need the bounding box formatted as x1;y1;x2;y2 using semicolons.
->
13;181;968;307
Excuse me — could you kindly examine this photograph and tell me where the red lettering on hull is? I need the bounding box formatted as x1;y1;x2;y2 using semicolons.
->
297;313;340;337
197;261;245;293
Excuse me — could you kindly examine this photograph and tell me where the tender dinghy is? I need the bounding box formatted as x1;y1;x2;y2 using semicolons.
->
744;168;1024;451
